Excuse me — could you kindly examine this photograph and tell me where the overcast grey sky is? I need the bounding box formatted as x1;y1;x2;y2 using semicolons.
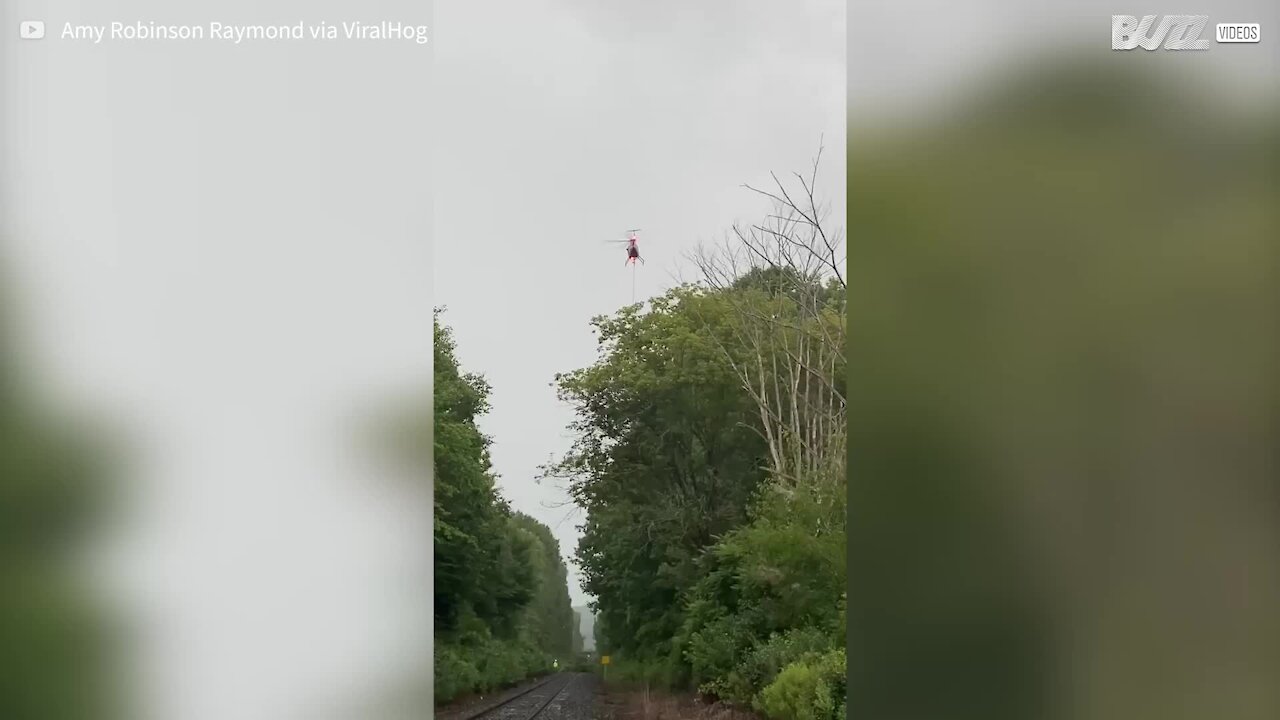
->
434;0;847;608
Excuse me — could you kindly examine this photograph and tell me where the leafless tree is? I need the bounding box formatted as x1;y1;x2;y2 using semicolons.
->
691;143;846;490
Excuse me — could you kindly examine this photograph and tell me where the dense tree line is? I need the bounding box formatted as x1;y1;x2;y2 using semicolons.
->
433;312;580;704
550;163;847;719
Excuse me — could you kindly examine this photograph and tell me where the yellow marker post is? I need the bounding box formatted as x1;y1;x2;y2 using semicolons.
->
601;655;610;681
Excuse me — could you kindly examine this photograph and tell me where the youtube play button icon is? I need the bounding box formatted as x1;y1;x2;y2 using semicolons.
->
20;20;45;40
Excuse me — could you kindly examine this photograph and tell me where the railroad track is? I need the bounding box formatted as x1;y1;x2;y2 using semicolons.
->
460;672;579;720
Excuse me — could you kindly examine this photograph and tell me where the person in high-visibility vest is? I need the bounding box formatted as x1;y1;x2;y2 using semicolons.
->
552;658;558;670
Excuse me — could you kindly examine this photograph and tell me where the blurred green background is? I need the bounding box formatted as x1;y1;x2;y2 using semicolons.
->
849;45;1278;720
0;276;121;720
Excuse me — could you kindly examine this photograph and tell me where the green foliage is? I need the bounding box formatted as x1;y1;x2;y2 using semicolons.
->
592;608;606;655
433;311;581;704
432;644;481;704
676;465;845;714
432;617;547;700
511;512;577;660
756;648;846;720
683;611;751;693
551;288;772;673
550;286;768;671
570;610;584;655
554;268;847;720
734;628;835;703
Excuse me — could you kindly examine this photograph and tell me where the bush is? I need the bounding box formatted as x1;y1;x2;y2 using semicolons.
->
684;614;755;696
735;627;834;699
602;656;678;689
433;644;479;704
755;648;845;720
433;636;551;704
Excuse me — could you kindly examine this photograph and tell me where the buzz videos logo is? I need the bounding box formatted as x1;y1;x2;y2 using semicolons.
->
1113;15;1210;50
1112;15;1262;50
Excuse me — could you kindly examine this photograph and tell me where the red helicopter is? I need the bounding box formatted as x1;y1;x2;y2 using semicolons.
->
606;229;645;265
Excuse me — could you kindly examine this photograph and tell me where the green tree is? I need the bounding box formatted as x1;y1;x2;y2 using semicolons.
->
433;311;581;703
433;311;513;632
511;512;576;661
550;290;773;682
570;610;584;656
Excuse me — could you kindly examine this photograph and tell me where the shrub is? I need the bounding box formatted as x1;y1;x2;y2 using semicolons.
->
735;627;834;697
433;636;551;703
433;644;479;704
755;648;845;720
684;614;754;694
